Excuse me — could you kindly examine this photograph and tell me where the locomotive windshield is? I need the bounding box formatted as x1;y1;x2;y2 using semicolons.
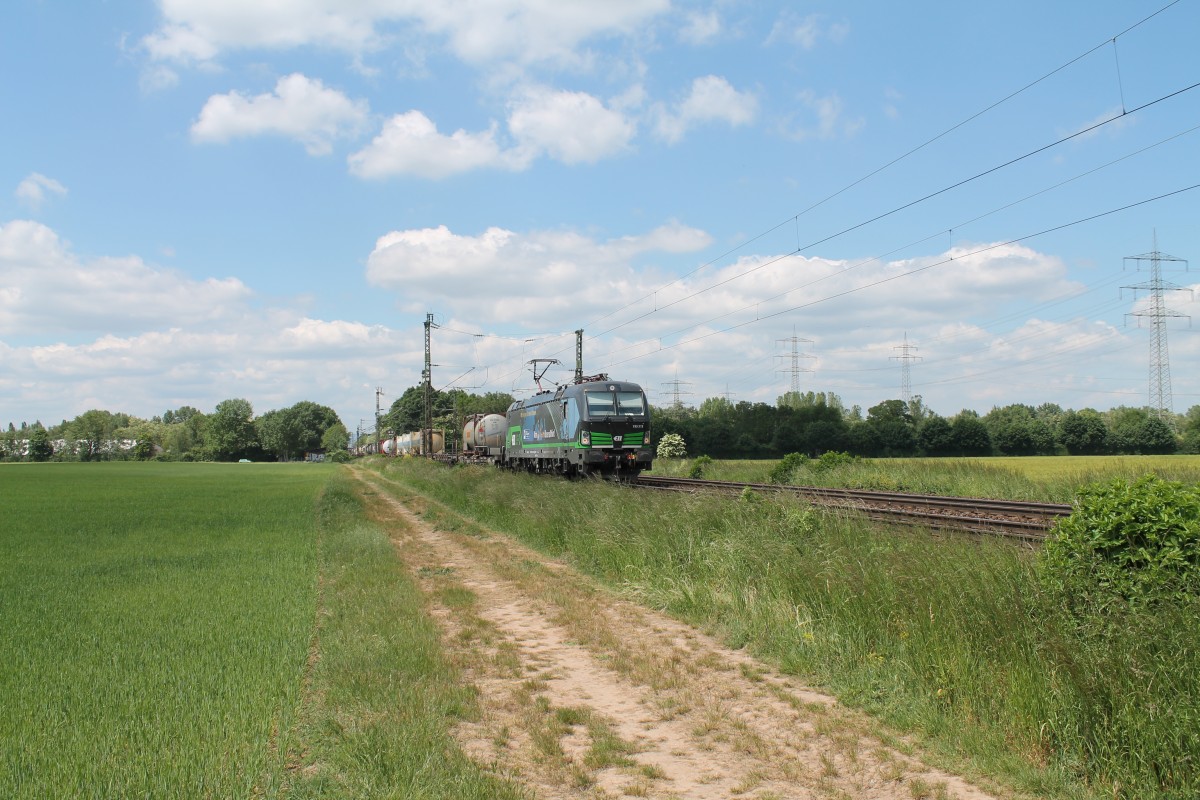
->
584;390;646;418
617;391;646;415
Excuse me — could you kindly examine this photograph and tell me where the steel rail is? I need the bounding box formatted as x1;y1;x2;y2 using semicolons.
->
633;475;1071;541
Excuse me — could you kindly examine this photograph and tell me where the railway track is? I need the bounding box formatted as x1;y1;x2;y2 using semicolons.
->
633;475;1073;542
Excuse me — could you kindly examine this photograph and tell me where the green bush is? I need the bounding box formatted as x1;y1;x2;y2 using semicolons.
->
768;452;808;484
1037;475;1200;797
1039;474;1200;614
767;451;858;484
810;450;857;473
688;454;713;479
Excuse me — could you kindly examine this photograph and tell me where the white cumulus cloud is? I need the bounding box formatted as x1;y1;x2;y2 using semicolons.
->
0;219;252;337
350;86;637;178
191;73;369;155
678;10;721;45
0;219;418;424
784;89;863;141
15;173;68;210
348;111;508;179
412;0;669;67
765;12;849;49
5;317;415;427
141;0;670;68
365;221;713;324
507;86;636;164
653;75;758;144
142;2;379;64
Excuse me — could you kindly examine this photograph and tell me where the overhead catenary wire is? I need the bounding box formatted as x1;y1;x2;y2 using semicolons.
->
586;79;1200;349
581;115;1200;372
593;184;1200;372
435;325;576;344
813;278;1140;380
434;2;1197;406
575;0;1185;336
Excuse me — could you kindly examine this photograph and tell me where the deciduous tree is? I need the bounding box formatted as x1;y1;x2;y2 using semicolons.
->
917;415;955;456
322;422;350;454
949;412;992;456
984;404;1055;456
206;398;258;461
1057;410;1110;455
28;425;53;462
1107;407;1179;455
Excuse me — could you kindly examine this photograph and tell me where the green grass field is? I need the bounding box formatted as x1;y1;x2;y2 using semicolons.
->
0;463;522;799
949;454;1200;481
0;463;325;798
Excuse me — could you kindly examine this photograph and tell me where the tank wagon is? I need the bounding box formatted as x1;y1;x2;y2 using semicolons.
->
462;413;506;456
378;430;445;456
499;374;652;479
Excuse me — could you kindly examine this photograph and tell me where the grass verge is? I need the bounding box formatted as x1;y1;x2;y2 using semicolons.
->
374;457;1200;800
278;469;527;799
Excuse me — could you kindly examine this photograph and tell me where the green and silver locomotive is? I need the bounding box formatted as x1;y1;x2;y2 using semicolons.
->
500;374;653;478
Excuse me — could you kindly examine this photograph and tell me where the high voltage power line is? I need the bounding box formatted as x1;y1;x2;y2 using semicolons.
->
591;184;1200;370
462;170;1197;398
576;0;1187;337
439;159;1198;400
411;2;1196;404
583;77;1200;351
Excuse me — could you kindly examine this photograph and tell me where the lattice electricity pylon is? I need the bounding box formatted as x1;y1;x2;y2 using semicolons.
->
891;333;921;403
775;329;814;395
661;373;693;411
1122;236;1191;423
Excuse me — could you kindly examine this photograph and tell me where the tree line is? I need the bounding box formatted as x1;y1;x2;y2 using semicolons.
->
1;399;349;463
654;391;1200;459
371;385;1200;459
7;387;1198;464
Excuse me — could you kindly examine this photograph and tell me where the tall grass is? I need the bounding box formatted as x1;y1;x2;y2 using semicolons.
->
379;458;1200;799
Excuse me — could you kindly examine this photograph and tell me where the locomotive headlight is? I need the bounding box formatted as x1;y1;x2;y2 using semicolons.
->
580;431;591;446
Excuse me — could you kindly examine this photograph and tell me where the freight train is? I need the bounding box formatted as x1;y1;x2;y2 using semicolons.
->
374;373;654;479
470;373;653;478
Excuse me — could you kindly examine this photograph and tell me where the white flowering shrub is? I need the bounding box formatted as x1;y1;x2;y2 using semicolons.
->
656;432;686;458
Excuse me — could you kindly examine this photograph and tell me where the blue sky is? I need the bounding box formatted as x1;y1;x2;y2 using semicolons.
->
3;1;1199;431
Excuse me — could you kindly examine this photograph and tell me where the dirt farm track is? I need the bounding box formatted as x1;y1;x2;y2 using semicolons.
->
355;469;1009;800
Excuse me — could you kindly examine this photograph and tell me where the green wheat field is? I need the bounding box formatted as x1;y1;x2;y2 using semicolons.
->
0;462;522;800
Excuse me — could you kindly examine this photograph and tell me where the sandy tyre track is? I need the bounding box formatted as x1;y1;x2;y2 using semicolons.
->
355;469;1005;800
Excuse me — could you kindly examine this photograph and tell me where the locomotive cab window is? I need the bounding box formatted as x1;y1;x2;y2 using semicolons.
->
616;391;646;416
584;391;617;417
584;390;647;418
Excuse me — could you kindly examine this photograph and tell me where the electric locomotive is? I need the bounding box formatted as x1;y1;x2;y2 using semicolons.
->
501;374;652;478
